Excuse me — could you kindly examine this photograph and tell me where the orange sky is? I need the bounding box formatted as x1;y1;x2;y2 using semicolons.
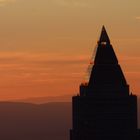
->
0;0;139;101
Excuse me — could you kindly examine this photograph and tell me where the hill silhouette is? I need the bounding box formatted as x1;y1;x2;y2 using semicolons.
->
0;99;139;140
0;102;71;140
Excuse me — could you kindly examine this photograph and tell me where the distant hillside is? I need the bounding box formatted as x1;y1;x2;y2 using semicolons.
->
0;102;71;140
0;99;139;140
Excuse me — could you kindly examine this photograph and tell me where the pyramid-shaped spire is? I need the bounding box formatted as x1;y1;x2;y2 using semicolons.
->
94;26;118;65
98;25;110;44
86;26;128;96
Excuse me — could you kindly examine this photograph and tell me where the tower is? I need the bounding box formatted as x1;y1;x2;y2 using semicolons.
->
70;26;139;140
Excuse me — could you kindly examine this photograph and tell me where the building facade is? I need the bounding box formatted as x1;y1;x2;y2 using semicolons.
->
70;26;140;140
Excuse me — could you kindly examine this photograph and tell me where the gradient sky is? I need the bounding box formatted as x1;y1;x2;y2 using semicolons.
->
0;0;140;101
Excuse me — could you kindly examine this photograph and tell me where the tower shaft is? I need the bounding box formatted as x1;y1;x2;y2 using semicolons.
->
70;26;139;140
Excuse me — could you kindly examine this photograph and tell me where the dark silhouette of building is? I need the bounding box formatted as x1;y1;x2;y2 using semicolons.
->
70;26;140;140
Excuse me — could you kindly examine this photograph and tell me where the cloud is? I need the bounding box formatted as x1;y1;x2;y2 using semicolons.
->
54;0;89;7
135;16;140;20
0;51;87;80
0;51;87;99
0;0;16;6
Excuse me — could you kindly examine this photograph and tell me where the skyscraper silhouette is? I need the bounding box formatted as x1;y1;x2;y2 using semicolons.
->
70;26;140;140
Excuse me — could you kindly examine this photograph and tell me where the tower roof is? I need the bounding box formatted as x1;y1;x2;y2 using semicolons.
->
86;26;128;96
98;25;110;44
94;26;118;65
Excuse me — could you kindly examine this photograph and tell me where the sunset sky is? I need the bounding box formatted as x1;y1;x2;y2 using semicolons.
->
0;0;140;101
